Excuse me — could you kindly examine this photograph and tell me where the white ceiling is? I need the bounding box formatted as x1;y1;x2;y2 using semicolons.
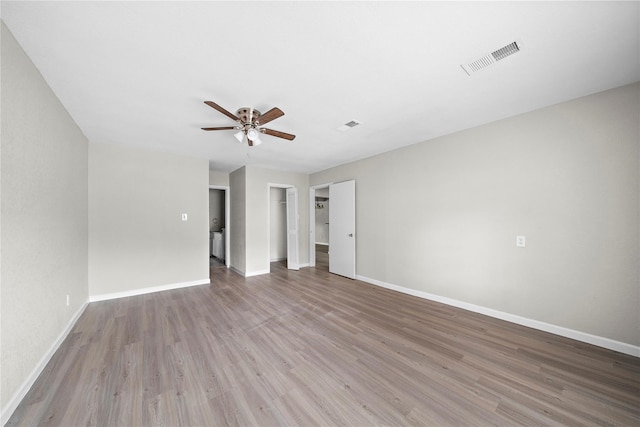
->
2;1;639;174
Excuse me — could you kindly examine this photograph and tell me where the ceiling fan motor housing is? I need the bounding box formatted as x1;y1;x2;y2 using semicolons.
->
236;107;261;126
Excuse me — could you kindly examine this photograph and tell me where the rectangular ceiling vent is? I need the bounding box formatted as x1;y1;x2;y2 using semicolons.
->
461;41;521;75
336;120;362;132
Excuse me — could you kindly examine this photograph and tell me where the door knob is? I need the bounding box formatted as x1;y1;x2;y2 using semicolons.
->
348;233;353;237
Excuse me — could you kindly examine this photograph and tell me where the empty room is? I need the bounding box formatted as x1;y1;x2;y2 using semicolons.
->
1;1;638;425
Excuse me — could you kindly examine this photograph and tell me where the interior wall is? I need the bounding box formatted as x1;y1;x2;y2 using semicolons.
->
88;142;209;298
209;169;229;187
310;82;640;347
229;166;246;274
270;187;287;261
1;22;89;412
245;166;309;275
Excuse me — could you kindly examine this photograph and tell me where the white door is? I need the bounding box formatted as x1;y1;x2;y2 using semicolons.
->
329;180;355;279
286;187;300;270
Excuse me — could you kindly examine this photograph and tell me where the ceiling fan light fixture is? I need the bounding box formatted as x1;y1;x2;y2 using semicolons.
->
246;128;260;141
233;130;245;143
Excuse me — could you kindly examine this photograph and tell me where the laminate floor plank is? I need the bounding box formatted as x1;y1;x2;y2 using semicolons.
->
6;259;640;426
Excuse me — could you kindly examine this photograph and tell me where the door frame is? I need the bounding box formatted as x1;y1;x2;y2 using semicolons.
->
309;183;332;267
208;185;230;268
267;183;296;272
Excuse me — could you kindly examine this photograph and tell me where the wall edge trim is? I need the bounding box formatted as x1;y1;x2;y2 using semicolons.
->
356;275;639;358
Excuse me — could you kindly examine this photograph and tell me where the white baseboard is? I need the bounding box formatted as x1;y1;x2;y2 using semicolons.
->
245;269;270;277
233;264;311;277
357;275;640;358
228;266;270;277
89;278;210;302
1;301;88;425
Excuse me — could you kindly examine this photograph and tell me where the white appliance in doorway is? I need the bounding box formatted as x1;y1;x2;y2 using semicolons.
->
209;185;230;268
211;229;225;261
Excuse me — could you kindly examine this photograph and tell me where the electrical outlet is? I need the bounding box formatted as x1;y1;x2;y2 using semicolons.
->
516;235;526;248
181;213;188;221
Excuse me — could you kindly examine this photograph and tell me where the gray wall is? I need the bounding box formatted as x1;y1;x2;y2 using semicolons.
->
1;22;89;411
88;142;209;297
311;83;640;347
209;170;229;187
228;165;309;275
229;167;247;274
245;166;309;274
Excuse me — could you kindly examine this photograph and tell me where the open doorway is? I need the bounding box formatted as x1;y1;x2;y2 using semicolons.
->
314;187;330;270
309;183;331;271
268;184;300;272
310;181;356;278
209;186;230;271
269;187;287;263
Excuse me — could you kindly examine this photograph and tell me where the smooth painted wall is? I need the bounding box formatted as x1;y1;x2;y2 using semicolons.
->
229;166;247;274
88;142;209;297
1;22;89;411
311;82;640;347
245;166;309;274
209;169;229;187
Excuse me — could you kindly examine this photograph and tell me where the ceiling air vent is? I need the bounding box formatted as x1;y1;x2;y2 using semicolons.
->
336;120;362;132
461;41;521;75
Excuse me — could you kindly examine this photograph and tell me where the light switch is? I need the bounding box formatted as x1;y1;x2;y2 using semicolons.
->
181;213;188;221
516;235;526;248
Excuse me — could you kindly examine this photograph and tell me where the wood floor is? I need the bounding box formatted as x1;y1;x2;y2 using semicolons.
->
7;257;640;426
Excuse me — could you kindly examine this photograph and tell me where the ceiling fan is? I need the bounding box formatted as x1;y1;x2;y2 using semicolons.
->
201;101;296;146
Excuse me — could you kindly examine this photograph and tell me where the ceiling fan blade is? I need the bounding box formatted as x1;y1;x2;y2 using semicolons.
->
260;128;296;141
204;101;239;122
256;107;284;125
201;126;237;131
